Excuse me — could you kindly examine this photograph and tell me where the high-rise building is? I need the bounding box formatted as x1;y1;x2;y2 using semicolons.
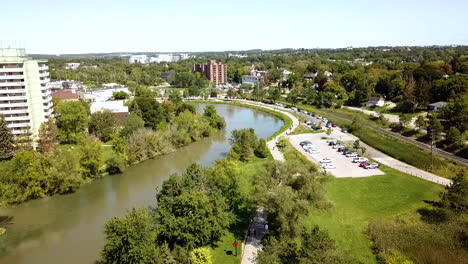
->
193;60;227;85
0;48;53;139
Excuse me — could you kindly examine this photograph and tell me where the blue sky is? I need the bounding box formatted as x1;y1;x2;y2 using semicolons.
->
1;0;467;54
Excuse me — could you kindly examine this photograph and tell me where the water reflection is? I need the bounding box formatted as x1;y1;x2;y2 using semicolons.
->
0;104;283;264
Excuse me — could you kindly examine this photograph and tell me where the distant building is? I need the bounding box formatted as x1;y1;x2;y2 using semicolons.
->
129;55;148;64
90;100;128;114
52;90;80;101
193;60;227;85
279;68;291;81
428;101;447;112
65;63;80;70
242;75;261;86
366;97;385;107
162;72;176;82
304;72;318;80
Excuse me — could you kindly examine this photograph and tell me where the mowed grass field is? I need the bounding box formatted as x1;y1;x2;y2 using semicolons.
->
305;166;444;263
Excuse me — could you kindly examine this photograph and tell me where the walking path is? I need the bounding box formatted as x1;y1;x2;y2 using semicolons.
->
237;100;299;264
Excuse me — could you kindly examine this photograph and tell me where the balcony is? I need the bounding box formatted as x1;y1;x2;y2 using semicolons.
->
8;123;30;128
0;95;27;101
0;68;23;73
0;102;28;108
38;66;49;71
0;109;29;115
39;72;49;78
0;75;23;80
0;82;25;87
0;89;26;94
5;116;30;121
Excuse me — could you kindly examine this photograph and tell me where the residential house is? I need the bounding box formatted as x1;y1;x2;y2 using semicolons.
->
366;97;385;107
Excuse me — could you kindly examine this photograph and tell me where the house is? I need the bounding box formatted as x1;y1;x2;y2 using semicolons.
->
90;101;129;119
304;72;318;80
51;90;80;101
428;101;447;112
366;97;385;107
242;75;261;86
65;63;80;70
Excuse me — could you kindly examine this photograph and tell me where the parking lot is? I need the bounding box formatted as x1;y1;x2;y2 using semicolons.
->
289;133;385;178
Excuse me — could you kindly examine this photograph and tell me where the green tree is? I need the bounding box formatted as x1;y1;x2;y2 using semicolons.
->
254;138;270;158
190;248;213;264
89;110;116;142
131;97;169;129
79;136;104;178
112;91;130;100
415;115;428;130
427;114;443;139
399;115;411;129
44;147;83;194
229;129;258;162
203;105;226;130
439;95;468;132
55;100;90;143
441;172;468;214
0;114;15;160
446;127;464;149
268;87;282;103
101;208;157;264
120;113;145;138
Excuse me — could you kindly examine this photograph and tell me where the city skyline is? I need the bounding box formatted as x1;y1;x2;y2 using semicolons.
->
1;0;468;54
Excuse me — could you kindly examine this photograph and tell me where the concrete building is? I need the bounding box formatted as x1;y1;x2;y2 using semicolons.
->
65;63;80;70
428;101;447;112
129;55;148;64
0;48;52;139
51;90;80;101
193;60;227;85
366;97;385;107
242;75;261;86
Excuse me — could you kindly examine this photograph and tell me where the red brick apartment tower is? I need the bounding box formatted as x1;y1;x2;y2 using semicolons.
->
193;60;227;85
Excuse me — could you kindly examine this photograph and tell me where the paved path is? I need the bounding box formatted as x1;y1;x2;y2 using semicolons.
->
343;106;425;129
237;100;299;264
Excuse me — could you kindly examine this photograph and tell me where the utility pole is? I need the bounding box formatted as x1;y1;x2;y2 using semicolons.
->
431;129;434;172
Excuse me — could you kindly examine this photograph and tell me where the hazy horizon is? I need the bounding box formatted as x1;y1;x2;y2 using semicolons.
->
2;0;468;54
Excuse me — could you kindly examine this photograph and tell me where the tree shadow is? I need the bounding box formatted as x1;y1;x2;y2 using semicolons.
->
0;215;13;227
417;208;450;224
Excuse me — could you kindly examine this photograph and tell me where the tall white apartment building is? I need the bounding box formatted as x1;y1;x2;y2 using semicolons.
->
0;48;52;139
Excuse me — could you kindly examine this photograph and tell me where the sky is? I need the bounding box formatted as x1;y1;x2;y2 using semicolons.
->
1;0;467;54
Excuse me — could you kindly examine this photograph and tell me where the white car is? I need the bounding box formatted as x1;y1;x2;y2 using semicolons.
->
323;163;336;169
353;157;368;163
308;149;320;154
332;144;342;149
320;158;333;163
346;152;359;158
326;138;336;143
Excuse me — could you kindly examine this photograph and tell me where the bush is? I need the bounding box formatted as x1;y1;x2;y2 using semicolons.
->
190;248;212;264
255;138;270;158
105;154;125;175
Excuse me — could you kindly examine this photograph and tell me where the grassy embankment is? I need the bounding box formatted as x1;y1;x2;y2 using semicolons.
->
281;141;444;263
207;100;293;263
287;103;466;179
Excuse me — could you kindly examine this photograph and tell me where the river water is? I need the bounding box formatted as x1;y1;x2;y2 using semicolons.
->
0;103;283;264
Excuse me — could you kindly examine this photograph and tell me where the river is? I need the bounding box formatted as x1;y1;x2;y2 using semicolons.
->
0;103;283;264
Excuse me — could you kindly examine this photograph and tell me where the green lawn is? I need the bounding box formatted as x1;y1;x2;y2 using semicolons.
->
305;166;443;263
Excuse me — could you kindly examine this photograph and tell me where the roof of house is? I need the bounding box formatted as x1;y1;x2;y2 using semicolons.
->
428;101;447;107
52;90;80;100
367;96;384;102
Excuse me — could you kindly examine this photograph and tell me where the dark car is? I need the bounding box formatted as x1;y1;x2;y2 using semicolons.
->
343;150;353;155
359;161;369;167
337;146;346;152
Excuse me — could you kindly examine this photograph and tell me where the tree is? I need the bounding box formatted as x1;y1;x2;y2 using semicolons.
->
120;113;145;138
55;100;90;143
439;95;468;132
37;119;59;153
446;127;464;149
229;129;259;162
203;105;226;130
399;115;411;129
254;138;270;158
415;115;428;130
403;75;417;113
427;114;443;139
0;114;15;160
101;208;157;264
441;172;468;214
190;248;213;264
131;97;168;129
79;136;104;179
268;87;282;103
353;140;361;150
89;110;116;142
112;91;130;100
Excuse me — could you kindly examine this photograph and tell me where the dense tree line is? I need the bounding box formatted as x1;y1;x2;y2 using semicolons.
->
0;91;225;205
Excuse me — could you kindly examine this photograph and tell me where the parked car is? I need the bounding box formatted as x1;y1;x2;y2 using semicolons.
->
320;158;333;163
332;123;337;127
346;152;359;158
308;149;320;154
326;138;336;143
341;128;348;133
328;141;338;146
337;146;346;152
332;144;342;149
359;161;370;167
343;150;353;155
300;140;312;146
305;120;312;125
322;163;336;170
353;157;368;163
364;163;380;169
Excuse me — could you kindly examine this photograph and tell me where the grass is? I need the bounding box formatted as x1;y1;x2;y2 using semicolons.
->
290;123;325;135
305;166;443;263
